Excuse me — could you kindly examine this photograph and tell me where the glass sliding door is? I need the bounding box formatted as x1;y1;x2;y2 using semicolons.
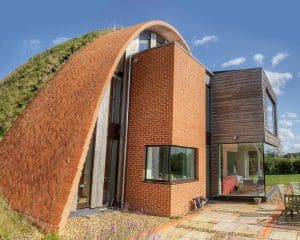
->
219;143;265;197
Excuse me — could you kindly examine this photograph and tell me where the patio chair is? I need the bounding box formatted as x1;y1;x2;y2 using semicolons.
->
290;182;300;213
290;182;300;195
277;184;294;218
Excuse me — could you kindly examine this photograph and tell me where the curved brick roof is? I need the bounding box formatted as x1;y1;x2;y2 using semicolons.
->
0;20;191;232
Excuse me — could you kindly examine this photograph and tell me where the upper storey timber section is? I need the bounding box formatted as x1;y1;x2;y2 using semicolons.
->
0;21;192;233
211;68;278;147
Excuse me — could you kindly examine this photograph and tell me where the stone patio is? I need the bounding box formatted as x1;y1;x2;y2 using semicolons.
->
152;202;300;240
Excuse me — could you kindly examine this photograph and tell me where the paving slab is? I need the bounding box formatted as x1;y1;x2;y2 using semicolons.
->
179;220;215;231
159;226;191;239
269;230;298;240
235;215;272;225
223;236;254;240
213;221;240;233
179;231;214;240
233;223;262;235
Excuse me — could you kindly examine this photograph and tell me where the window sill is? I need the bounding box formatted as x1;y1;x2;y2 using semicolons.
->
143;178;198;185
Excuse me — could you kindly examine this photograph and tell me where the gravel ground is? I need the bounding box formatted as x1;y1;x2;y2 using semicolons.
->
60;210;170;240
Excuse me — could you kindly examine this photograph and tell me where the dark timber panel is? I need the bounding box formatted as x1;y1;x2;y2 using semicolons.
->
210;68;278;197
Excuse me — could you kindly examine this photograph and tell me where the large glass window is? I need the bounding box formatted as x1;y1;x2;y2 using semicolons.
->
264;143;279;187
146;146;196;181
219;143;265;197
265;92;276;135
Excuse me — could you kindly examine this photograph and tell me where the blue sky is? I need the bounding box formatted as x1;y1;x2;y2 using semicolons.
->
0;0;299;153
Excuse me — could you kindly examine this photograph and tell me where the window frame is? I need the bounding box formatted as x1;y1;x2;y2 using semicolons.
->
144;145;197;183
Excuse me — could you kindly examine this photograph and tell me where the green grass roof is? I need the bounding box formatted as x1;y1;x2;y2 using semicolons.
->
0;29;112;140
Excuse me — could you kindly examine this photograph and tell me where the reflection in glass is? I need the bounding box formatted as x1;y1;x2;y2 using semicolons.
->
139;31;151;51
264;143;279;186
219;143;265;196
146;146;169;181
77;133;95;208
265;93;276;134
146;146;195;181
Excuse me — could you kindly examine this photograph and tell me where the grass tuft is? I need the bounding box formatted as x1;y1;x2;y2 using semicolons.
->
0;192;43;239
0;29;112;141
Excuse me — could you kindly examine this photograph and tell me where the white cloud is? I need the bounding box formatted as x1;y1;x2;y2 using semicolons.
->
253;53;264;65
278;112;300;153
271;52;289;66
52;37;70;45
279;128;295;140
264;71;293;95
294;143;300;149
283;112;298;119
221;57;246;67
280;118;300;127
280;112;299;127
192;35;218;46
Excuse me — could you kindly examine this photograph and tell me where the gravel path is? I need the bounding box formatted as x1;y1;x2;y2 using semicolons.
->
60;210;170;240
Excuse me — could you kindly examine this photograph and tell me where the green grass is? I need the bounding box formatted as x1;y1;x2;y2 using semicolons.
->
0;29;112;140
0;193;43;239
0;193;61;239
265;174;300;186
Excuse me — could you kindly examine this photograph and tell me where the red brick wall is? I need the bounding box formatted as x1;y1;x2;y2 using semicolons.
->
125;44;174;216
171;46;206;216
125;44;206;216
0;21;191;233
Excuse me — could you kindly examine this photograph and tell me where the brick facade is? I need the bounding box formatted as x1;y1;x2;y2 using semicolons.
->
125;43;206;216
0;21;190;233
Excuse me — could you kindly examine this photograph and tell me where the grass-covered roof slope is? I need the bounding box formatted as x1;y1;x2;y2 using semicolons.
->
0;29;111;140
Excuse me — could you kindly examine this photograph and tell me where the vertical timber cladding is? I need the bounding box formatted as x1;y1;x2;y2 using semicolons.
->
70;82;111;211
125;43;206;216
210;68;265;197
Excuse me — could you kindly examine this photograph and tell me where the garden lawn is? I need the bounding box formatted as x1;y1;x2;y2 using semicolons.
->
265;174;300;186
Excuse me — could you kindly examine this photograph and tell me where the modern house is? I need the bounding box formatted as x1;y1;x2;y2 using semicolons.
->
0;20;278;233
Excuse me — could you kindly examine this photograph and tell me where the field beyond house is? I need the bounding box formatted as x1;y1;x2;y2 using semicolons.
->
265;174;300;186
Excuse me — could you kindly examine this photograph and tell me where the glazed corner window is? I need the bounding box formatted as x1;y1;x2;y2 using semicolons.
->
265;92;276;135
139;31;151;51
145;146;196;181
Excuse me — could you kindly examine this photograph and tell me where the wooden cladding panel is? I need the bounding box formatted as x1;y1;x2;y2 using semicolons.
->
211;68;265;144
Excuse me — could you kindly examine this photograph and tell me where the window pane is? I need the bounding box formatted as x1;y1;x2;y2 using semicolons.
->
265;93;276;134
264;143;279;186
186;148;195;179
139;31;151;51
219;143;265;197
170;147;195;180
146;146;169;180
139;40;150;51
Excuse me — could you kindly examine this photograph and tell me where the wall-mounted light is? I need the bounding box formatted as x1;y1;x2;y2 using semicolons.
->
233;135;239;141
